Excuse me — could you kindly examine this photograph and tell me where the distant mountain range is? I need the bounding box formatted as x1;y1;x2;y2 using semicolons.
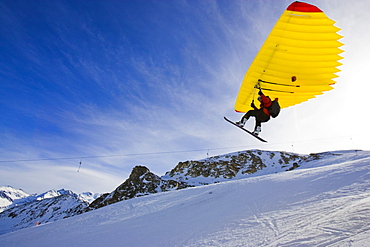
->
0;187;100;235
0;149;335;235
0;187;100;213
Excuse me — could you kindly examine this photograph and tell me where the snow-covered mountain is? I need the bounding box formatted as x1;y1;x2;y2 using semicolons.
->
0;186;30;212
1;149;369;246
2;149;314;234
88;150;325;210
0;193;88;235
33;189;100;204
0;187;100;212
0;187;100;235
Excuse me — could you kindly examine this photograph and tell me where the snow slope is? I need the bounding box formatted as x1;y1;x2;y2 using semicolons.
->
1;150;370;246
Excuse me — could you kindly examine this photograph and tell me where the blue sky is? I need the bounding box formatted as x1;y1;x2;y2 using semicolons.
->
1;0;369;194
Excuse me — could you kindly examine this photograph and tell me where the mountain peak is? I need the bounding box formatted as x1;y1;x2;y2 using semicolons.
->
129;165;151;180
0;186;30;212
88;165;190;210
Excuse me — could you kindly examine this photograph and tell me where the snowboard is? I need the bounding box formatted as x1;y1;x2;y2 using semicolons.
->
224;116;267;143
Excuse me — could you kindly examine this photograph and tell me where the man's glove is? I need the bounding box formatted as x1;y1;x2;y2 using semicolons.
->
258;89;263;96
251;101;256;109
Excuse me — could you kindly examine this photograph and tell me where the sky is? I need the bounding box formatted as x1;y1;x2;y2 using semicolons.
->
1;0;370;194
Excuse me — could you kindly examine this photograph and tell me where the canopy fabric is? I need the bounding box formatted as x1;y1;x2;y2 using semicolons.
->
235;1;344;112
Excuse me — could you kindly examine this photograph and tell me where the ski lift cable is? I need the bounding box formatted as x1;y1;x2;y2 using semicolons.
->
0;135;353;164
0;146;249;163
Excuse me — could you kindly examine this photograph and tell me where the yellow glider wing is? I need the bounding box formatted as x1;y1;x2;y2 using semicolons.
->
235;1;343;112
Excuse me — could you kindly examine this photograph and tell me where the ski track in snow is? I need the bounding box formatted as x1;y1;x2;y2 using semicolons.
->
1;150;370;246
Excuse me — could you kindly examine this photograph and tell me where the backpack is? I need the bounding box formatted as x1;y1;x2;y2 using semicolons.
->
268;99;280;118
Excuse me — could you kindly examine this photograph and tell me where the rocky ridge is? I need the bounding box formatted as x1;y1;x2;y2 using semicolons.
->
87;149;329;209
88;165;190;210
